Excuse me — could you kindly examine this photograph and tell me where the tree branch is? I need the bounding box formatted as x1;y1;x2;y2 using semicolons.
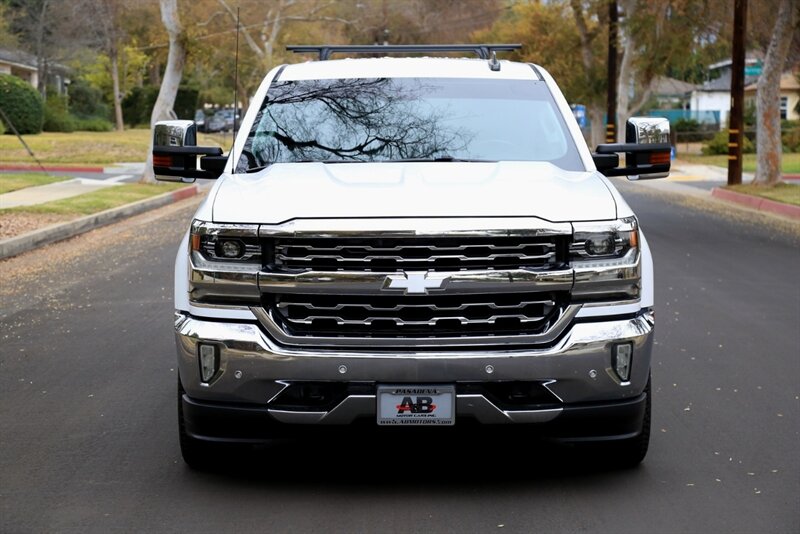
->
217;0;264;57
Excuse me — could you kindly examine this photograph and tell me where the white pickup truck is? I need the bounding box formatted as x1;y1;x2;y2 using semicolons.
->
152;44;670;469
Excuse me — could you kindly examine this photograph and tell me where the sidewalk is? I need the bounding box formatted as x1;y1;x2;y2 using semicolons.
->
664;159;800;220
1;178;123;209
0;163;206;260
668;159;753;186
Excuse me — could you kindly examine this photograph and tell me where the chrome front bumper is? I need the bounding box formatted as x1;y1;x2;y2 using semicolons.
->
175;310;654;429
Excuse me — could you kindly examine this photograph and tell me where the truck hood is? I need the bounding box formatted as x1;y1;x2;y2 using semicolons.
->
211;161;617;224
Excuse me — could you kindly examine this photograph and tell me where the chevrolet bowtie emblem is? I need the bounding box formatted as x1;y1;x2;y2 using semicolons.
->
382;272;449;295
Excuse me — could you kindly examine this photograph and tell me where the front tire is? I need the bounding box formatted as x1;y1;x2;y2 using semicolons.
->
178;378;217;470
607;375;651;468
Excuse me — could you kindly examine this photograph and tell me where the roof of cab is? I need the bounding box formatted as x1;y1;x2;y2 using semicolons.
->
278;57;541;81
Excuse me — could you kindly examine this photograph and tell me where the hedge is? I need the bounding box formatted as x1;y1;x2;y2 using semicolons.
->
68;79;110;119
122;85;199;127
122;86;157;126
0;73;44;134
782;120;799;153
43;92;76;132
74;117;113;131
702;129;755;155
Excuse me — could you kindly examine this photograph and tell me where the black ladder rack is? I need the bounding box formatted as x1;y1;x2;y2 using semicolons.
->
286;44;522;61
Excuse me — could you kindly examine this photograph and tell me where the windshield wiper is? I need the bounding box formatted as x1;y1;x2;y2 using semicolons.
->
293;159;354;163
244;165;270;173
245;160;356;171
389;155;497;163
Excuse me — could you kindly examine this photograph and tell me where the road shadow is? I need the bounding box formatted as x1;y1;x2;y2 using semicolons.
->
183;432;644;488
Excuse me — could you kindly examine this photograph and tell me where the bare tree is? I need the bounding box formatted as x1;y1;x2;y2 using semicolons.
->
216;0;349;64
88;0;127;131
142;0;186;183
615;0;654;141
570;0;606;148
614;0;718;141
755;0;799;184
212;0;352;108
0;3;18;48
10;0;88;99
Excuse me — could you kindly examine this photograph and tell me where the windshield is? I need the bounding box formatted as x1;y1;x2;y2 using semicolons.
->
236;77;584;172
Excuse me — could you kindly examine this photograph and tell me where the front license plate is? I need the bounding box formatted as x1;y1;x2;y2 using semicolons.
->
377;385;455;426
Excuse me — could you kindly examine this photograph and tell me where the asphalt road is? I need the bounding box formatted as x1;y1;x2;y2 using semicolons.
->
1;184;798;534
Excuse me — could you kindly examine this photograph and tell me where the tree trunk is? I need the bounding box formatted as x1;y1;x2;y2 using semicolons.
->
142;0;186;183
755;0;798;184
35;0;49;96
110;48;124;131
616;0;661;141
588;106;605;150
616;0;634;141
569;0;604;148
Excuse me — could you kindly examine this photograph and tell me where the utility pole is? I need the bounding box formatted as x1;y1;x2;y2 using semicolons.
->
606;0;618;143
728;0;747;185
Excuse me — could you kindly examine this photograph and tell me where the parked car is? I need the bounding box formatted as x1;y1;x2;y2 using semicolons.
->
203;111;226;133
152;44;671;470
193;109;206;132
205;108;240;132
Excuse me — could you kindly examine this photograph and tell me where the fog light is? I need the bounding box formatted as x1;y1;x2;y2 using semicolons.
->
199;344;218;383
613;343;632;382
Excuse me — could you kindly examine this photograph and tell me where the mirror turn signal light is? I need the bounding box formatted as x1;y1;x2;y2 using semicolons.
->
649;151;671;165
153;154;173;167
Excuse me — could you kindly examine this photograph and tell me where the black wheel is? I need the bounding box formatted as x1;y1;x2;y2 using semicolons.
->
607;375;652;468
178;378;218;470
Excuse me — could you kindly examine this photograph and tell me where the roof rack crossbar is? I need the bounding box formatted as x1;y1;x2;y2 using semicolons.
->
286;44;522;61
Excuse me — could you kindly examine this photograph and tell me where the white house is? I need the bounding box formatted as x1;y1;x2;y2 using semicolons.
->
745;71;800;121
0;48;39;89
690;57;761;129
0;47;70;95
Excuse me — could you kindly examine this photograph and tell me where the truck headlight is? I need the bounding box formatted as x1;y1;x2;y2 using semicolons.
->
190;220;261;264
571;217;641;301
571;216;639;264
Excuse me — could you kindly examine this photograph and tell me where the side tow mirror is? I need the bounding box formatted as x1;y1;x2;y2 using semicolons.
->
591;117;671;180
152;120;228;182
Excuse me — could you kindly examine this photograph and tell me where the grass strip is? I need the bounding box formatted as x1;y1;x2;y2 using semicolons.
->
680;153;800;174
0;173;70;194
724;183;800;207
0;129;228;165
0;182;188;216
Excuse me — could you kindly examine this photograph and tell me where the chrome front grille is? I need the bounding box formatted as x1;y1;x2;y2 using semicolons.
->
255;222;576;347
266;293;565;338
272;237;561;271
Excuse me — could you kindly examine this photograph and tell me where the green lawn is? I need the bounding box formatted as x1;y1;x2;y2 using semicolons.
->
0;129;228;165
679;153;800;174
0;182;188;215
725;183;800;207
0;173;70;194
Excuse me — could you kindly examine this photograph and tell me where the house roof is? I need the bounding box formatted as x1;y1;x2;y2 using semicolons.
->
0;48;38;70
695;69;760;92
744;71;800;92
708;55;762;71
652;75;698;96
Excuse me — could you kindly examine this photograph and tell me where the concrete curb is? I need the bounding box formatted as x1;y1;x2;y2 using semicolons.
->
0;185;199;260
0;164;106;173
711;187;800;220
